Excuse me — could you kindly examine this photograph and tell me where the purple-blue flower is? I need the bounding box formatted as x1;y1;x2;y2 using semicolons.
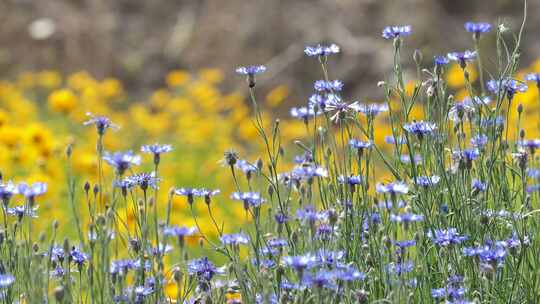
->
486;79;528;100
0;181;17;202
235;65;267;76
525;73;540;85
382;25;412;39
415;175;440;187
231;191;265;209
403;121;437;138
220;233;250;246
447;51;476;66
434;55;450;66
376;181;409;195
355;103;389;117
0;273;15;288
390;213;424;224
428;228;468;246
17;182;47;199
84;113;118;135
304;44;340;57
465;22;492;35
314;80;343;92
103;151;141;175
290;107;319;121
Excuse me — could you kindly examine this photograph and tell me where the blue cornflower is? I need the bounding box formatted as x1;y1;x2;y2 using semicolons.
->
141;143;172;155
187;257;221;282
294;151;314;164
141;143;172;165
447;51;476;67
0;181;17;203
486;78;528;100
290;107;319;122
519;139;540;153
428;228;468;246
282;254;317;272
70;247;89;267
390;213;424;224
231;191;265;209
434;55;450;66
415;175;440;187
175;187;204;205
471;179;487;193
162;226;197;245
0;273;14;288
448;100;475;122
337;175;363;186
470;134;488;148
402;154;420;164
291;165;328;180
334;265;366;282
382;25;412;39
304;44;340;57
528;168;540;179
376;181;409;195
452;148;480;170
220;233;250;246
354;103;389;117
83;112;118;135
235;65;267;76
103;151;141;175
274;212;289;225
314;80;343;92
480;116;504;128
403;121;437;138
525;73;540;85
393;239;416;249
349;139;373;154
465;22;492;36
110;259;144;276
308;93;341;110
113;178;135;193
7;205;38;219
526;184;540;193
197;188;220;205
325;100;361;123
267;238;288;249
386;260;414;275
315;250;345;267
303;271;337;290
235;159;258;178
463;243;507;267
126;172;160;191
17;182;47;199
236;65;267;88
296;205;328;223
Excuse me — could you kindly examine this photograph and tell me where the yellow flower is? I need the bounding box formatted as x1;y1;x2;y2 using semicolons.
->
446;64;478;89
0;126;22;148
266;85;289;107
48;89;78;114
198;68;224;84
166;70;191;87
37;70;62;89
100;78;124;100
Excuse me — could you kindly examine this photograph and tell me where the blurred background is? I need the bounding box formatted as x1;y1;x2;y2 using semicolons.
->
1;0;538;101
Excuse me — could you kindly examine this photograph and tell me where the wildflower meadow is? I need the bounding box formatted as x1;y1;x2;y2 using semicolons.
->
2;2;540;303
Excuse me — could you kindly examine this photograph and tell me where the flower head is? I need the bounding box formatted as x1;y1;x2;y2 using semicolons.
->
415;175;441;187
231;192;265;209
447;51;476;67
17;182;47;200
304;44;340;57
220;233;250;246
314;80;343;92
382;25;412;39
403;121;437;138
290;107;319;122
103;151;141;175
428;228;468;246
126;172;160;191
486;78;528;100
235;65;267;76
465;22;492;36
0;181;18;203
434;55;450;66
83;113;118;135
376;181;409;195
355;103;389;117
525;73;540;85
